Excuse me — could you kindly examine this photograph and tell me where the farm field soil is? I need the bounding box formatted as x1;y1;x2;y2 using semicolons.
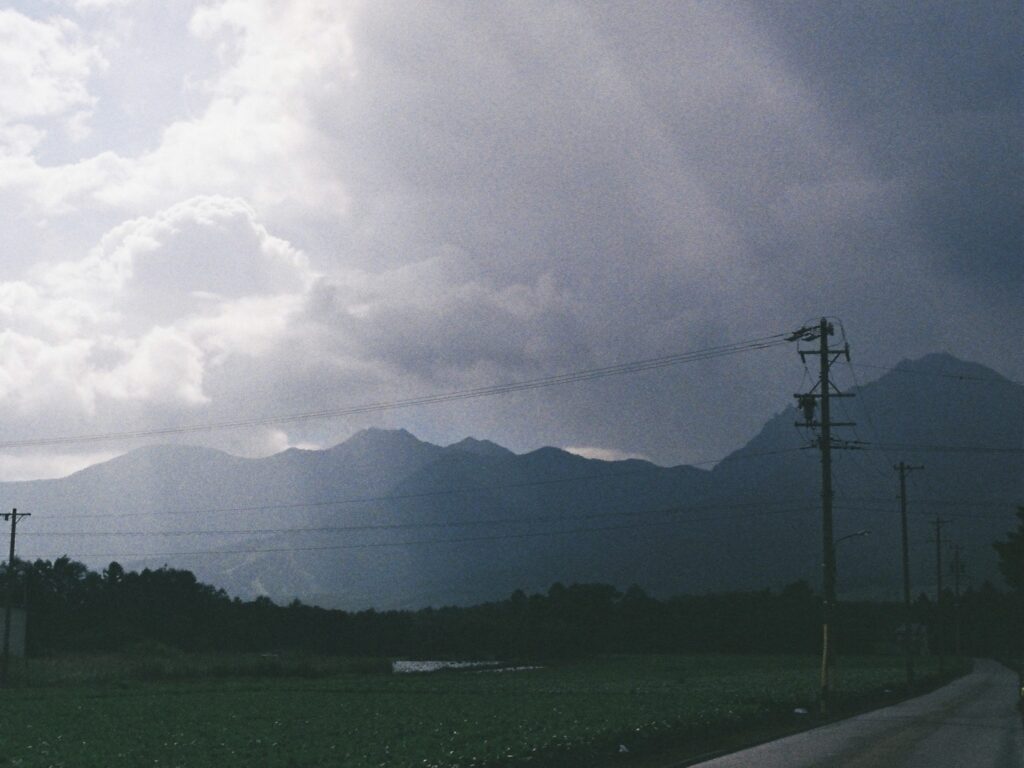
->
0;654;951;768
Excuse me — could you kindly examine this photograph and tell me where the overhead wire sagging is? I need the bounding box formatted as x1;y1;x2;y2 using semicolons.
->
0;332;791;451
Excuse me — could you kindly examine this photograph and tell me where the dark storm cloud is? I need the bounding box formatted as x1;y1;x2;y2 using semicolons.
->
1;1;1018;475
747;0;1022;286
277;0;1020;463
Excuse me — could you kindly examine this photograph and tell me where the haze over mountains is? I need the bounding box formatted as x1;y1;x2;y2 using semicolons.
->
3;353;1021;609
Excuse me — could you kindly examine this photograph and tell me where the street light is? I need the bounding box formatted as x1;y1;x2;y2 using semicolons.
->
835;529;871;548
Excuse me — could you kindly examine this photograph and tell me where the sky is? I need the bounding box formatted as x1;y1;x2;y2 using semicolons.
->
0;0;1020;480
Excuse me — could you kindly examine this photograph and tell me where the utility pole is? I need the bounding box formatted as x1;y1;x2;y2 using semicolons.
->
951;544;964;658
790;318;854;714
895;462;923;691
931;517;950;674
1;508;29;687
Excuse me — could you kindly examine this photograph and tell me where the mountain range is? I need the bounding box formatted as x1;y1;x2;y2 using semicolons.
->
2;353;1021;609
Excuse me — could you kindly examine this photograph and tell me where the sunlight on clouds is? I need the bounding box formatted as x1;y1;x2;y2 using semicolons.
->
0;331;97;413
0;10;103;125
71;0;137;10
91;326;209;405
187;293;306;365
0;279;113;339
262;428;321;455
91;0;356;212
42;195;314;307
0;195;314;420
0;1;354;217
0;123;46;157
189;0;357;95
564;446;652;463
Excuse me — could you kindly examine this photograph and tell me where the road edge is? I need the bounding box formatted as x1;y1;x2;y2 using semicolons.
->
644;660;975;768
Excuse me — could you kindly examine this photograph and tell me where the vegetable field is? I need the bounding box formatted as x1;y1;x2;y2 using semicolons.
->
0;653;949;767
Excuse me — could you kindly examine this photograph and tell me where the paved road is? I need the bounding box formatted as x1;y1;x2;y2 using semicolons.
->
692;659;1023;768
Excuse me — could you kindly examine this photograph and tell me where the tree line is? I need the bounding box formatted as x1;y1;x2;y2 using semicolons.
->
0;508;1016;661
0;552;1018;662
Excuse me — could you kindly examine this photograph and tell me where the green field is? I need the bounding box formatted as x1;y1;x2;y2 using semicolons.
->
0;653;954;768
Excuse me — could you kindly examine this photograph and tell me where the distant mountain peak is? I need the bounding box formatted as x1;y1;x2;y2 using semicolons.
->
891;353;1011;381
129;443;228;457
81;443;235;469
445;437;515;458
338;427;424;449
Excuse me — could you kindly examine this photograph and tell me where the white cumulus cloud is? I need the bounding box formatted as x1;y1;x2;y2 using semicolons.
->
0;10;103;127
0;196;315;423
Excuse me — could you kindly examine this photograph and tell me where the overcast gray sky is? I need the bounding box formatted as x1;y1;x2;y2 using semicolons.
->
0;0;1020;480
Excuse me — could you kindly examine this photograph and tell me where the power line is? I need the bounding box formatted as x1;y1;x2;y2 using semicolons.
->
21;499;820;538
837;448;891;483
833;504;1018;521
33;469;666;520
840;497;1019;510
24;496;1015;537
861;442;1024;455
851;362;1022;387
0;333;791;451
17;505;820;560
910;511;1014;522
835;325;1023;461
28;444;806;524
835;321;899;482
26;446;810;520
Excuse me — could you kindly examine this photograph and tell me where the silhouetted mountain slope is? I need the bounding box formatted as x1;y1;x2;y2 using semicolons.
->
709;353;1023;598
2;354;1019;609
444;437;515;459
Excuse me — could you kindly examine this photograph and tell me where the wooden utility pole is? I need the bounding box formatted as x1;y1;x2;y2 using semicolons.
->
951;544;963;657
790;318;854;714
932;517;950;674
895;461;923;691
1;508;29;687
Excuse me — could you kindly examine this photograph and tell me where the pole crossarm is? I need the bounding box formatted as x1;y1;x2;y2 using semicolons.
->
794;421;858;428
0;512;30;522
793;393;856;399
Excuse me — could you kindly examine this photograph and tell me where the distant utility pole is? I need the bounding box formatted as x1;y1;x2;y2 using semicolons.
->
1;508;29;688
951;544;964;657
790;318;854;714
931;516;950;674
895;461;923;692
